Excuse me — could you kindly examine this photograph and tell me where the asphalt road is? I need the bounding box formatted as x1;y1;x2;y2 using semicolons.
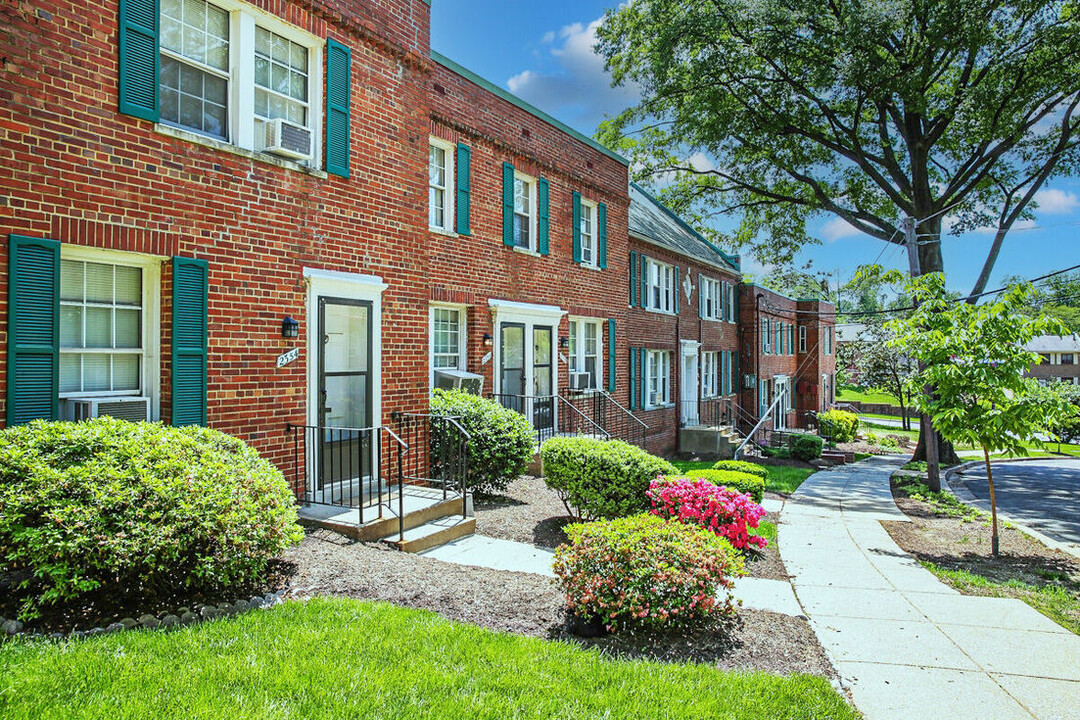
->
955;459;1080;545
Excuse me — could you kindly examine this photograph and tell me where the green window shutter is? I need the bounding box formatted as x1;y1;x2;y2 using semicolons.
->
172;257;208;426
629;250;638;305
7;235;60;425
607;318;616;392
639;348;647;409
455;143;471;235
325;39;351;178
118;0;160;122
698;274;704;319
673;267;680;314
721;350;728;395
597;202;608;270
640;254;648;308
571;191;582;263
537;177;550;255
628;347;638;409
502;162;515;247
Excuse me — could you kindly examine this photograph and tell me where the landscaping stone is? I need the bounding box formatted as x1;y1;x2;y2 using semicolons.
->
200;606;221;621
138;614;161;629
3;619;25;635
119;617;138;629
160;614;180;627
105;622;125;633
180;611;197;625
232;599;250;613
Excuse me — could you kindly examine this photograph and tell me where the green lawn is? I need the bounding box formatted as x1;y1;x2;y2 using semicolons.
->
836;387;899;406
0;598;856;720
671;461;816;496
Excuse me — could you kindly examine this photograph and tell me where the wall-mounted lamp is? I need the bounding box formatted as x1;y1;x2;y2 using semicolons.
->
559;336;569;349
281;316;300;339
482;332;493;348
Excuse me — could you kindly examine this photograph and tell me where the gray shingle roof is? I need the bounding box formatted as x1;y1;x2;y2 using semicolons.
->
628;183;739;273
1024;334;1080;353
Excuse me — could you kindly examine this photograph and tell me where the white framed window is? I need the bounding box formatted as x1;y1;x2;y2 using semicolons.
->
568;318;603;390
579;200;597;267
159;0;323;164
824;326;834;355
646;258;675;313
701;351;719;397
513;171;537;250
429;304;467;388
799;325;807;353
429;139;455;231
776;322;785;355
726;283;736;322
722;350;733;394
701;277;722;320
645;349;671;407
762;318;771;354
58;248;162;416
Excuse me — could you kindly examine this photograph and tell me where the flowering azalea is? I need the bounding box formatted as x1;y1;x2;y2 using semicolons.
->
647;477;768;550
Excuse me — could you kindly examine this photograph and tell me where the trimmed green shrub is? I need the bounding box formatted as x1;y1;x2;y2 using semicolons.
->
678;469;765;503
788;433;823;462
818;409;860;443
430;389;535;494
762;446;790;459
553;514;743;631
0;418;303;620
541;437;677;519
711;460;768;480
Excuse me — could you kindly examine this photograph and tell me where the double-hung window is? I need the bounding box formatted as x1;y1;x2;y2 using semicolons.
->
799;325;807;353
762;318;771;354
776;322;785;355
159;0;321;164
1062;353;1075;365
430;305;466;387
428;140;455;231
726;283;736;321
646;258;675;313
568;318;602;390
514;173;536;250
824;326;834;355
701;277;721;320
645;349;671;407
579;200;597;267
701;351;719;397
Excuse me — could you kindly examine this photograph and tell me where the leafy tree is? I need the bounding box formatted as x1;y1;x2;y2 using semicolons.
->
596;0;1080;294
839;322;918;430
1005;271;1080;332
887;274;1073;554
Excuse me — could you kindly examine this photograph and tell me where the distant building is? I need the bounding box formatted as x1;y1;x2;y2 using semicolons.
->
1025;335;1080;385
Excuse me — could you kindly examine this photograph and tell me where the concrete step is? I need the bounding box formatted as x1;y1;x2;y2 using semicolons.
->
298;488;470;542
382;515;477;553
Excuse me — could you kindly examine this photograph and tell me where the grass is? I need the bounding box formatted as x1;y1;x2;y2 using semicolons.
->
919;562;1080;636
861;420;1080;459
892;473;985;521
0;598;857;720
671;461;816;496
836;387;899;406
754;519;778;543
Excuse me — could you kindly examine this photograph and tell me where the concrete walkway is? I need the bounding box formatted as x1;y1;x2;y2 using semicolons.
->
781;456;1080;720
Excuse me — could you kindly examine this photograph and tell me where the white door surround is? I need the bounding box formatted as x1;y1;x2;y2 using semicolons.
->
489;299;566;430
680;339;700;426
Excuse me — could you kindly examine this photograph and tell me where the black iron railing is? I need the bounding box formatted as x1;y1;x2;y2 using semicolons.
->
392;413;470;519
490;393;608;446
560;389;647;447
678;395;739;430
287;424;407;536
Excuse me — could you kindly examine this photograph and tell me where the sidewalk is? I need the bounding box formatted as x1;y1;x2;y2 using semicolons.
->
781;456;1080;719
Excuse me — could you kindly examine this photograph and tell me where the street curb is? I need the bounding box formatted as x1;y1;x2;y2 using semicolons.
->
944;458;1080;560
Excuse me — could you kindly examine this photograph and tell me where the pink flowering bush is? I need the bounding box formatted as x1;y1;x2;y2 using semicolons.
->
648;477;768;551
553;514;743;631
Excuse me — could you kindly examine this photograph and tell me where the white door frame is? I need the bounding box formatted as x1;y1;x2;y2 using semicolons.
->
680;339;700;426
775;375;790;430
489;299;566;430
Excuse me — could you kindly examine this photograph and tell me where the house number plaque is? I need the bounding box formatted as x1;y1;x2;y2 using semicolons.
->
277;347;300;368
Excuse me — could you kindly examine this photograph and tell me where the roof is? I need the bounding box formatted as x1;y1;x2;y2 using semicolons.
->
836;323;868;343
430;51;628;167
1024;334;1080;353
628;183;740;273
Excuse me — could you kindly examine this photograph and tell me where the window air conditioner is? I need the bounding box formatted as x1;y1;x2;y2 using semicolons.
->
261;118;313;160
434;369;484;395
67;396;151;423
569;372;593;391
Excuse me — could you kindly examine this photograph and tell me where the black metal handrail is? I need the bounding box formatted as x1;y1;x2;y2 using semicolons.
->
490;392;608;446
559;389;647;447
392;412;471;520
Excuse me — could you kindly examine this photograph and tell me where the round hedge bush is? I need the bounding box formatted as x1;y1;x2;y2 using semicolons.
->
553;513;743;631
788;432;824;461
818;409;860;443
430;389;535;494
710;460;769;480
540;437;678;519
0;418;303;620
677;468;765;503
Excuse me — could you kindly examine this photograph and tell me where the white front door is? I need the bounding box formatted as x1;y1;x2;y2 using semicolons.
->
775;376;789;430
680;343;700;426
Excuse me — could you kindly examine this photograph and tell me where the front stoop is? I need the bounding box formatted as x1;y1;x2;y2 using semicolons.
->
297;486;474;552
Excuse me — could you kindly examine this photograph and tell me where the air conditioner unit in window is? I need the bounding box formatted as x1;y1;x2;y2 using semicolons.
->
261;118;313;160
434;369;484;395
66;396;150;423
569;372;593;391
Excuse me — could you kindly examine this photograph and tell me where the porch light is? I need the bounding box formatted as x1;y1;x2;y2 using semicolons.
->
559;336;569;349
482;332;493;348
281;316;300;339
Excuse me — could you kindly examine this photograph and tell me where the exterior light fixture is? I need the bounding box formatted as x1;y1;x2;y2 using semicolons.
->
281;316;300;339
559;336;569;349
482;332;493;348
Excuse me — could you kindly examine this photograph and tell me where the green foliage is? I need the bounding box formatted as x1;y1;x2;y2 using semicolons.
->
902;460;929;472
787;433;823;462
553;514;743;631
0;418;302;620
541;437;677;519
817;409;860;443
762;446;790;459
679;469;765;503
430;389;535;494
711;460;769;480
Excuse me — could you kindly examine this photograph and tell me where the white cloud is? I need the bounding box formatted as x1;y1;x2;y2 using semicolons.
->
1033;188;1080;215
820;216;869;242
506;18;639;131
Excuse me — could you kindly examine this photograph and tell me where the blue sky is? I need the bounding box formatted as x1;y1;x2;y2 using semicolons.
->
431;2;1080;295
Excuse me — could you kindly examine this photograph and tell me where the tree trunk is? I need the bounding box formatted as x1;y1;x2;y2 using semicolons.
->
911;428;961;466
984;446;999;558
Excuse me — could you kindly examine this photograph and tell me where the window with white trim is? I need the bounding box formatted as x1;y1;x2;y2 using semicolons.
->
159;0;321;162
701;277;721;320
701;351;719;397
514;172;536;250
429;305;466;387
824;326;834;355
428;140;454;231
799;325;807;353
726;283;736;322
579;200;597;267
762;318;771;354
645;349;671;407
646;258;675;312
568;318;603;390
776;322;785;355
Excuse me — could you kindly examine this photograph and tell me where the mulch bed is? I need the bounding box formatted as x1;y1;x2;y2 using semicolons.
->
279;529;836;678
